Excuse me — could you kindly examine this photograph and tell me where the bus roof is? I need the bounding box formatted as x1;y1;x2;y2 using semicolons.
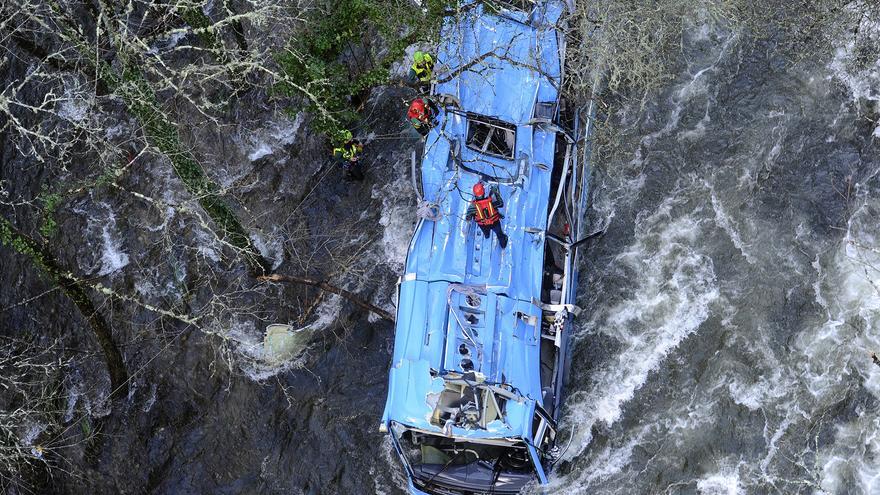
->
382;0;567;442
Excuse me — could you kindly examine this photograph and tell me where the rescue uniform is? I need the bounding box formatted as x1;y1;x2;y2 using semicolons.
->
333;140;364;181
467;186;508;248
408;53;435;86
407;97;440;136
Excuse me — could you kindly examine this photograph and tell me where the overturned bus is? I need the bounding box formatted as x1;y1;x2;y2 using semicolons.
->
380;1;595;493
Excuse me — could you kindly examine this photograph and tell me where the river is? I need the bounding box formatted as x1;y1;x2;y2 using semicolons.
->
547;5;880;494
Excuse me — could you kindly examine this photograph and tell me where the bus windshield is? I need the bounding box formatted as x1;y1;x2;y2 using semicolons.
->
392;424;537;494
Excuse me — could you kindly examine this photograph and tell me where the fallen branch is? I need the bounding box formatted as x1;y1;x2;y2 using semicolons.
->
258;274;395;322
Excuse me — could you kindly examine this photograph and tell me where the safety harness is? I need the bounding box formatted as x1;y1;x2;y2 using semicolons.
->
408;98;431;128
473;197;500;226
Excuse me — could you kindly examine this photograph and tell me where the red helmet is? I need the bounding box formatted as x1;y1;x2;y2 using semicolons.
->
408;98;427;120
472;182;485;197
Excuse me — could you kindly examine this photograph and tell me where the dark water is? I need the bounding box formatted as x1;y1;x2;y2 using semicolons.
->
546;8;880;495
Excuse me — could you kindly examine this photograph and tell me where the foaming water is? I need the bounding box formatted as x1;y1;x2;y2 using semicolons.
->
696;467;744;495
554;5;880;494
554;184;720;493
808;198;880;493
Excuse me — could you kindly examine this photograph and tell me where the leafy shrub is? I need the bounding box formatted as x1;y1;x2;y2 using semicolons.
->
275;0;452;140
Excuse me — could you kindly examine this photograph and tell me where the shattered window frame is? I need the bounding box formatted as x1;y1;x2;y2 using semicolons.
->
466;116;517;160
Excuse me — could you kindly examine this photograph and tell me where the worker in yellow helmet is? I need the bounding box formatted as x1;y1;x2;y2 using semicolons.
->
407;51;434;87
332;130;364;181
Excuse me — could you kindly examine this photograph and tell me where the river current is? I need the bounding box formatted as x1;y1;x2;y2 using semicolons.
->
3;2;878;494
545;7;880;494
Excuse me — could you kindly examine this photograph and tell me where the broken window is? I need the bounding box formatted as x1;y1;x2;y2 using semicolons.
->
396;428;533;475
533;101;555;120
430;381;507;428
466;116;516;159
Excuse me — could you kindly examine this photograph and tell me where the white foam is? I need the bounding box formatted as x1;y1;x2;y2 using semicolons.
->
708;186;754;264
142;382;158;413
696;470;744;495
97;209;130;276
727;370;787;412
220;296;343;382
194;227;222;263
20;421;47;458
372;161;418;270
57;79;91;122
145;31;187;56
760;412;796;477
63;384;80;422
376;435;410;493
572;428;647;487
248;143;273;161
250;228;284;270
246;114;305;162
20;421;45;446
563;193;719;461
787;197;880;493
827;8;880;105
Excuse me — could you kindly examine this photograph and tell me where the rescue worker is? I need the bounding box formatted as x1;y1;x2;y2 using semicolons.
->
332;130;364;181
466;181;508;249
407;96;439;136
407;51;435;87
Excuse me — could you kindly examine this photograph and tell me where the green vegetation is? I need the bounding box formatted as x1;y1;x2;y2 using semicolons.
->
95;55;272;275
38;188;62;239
80;417;92;437
179;8;219;48
274;0;452;142
0;218;47;269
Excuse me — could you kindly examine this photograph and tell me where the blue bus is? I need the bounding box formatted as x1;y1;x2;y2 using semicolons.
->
380;1;594;493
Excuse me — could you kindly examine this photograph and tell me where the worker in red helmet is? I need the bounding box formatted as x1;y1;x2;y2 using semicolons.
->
407;97;439;136
466;181;508;249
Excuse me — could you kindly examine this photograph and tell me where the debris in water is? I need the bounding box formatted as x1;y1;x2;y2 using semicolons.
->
263;324;311;364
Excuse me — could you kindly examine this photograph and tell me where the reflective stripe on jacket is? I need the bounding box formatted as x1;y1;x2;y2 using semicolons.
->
333;142;361;161
410;57;434;82
472;197;500;226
